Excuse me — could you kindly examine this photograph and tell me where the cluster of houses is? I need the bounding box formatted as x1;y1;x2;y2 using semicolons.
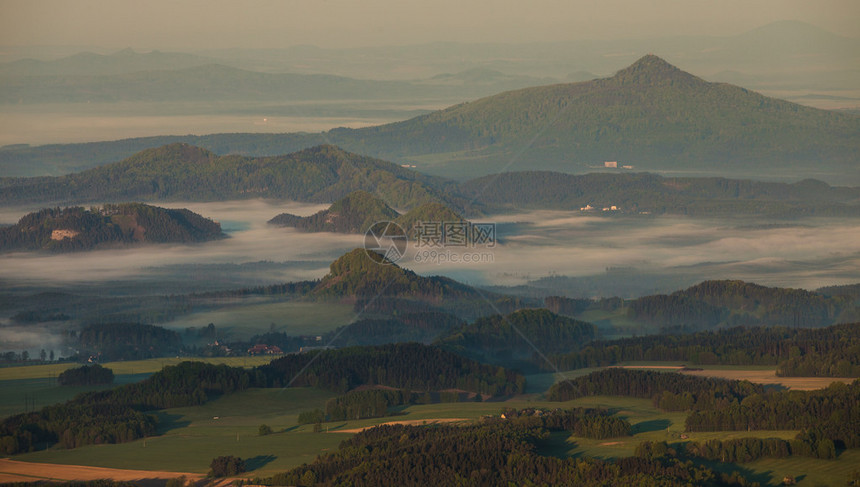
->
579;204;620;212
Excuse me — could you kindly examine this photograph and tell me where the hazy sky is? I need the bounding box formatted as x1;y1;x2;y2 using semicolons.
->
1;0;858;51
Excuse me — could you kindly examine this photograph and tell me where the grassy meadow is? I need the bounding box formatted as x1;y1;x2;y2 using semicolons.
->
2;361;857;485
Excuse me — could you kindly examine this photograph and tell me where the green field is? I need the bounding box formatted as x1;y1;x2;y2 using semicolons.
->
15;388;850;485
0;357;276;419
4;361;859;485
162;300;355;339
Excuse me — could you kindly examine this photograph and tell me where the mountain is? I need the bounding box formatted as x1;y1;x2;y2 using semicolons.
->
0;48;217;76
4;55;857;183
311;249;532;320
269;190;470;235
458;171;860;218
333;54;859;179
0;143;465;210
0;61;555;105
269;190;399;233
395;202;469;236
0;203;223;252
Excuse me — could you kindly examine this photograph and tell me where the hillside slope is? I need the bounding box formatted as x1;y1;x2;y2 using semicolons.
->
0;144;464;210
3;55;857;182
0;203;223;252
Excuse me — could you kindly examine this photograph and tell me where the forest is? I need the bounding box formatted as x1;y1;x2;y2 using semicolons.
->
550;322;860;377
258;421;748;487
0;203;222;252
436;308;597;370
0;344;525;454
547;369;859;462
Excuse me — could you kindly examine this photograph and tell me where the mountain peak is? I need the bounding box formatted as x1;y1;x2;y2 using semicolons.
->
611;55;701;86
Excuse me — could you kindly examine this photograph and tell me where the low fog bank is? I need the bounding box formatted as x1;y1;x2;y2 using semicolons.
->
0;319;74;358
0;200;354;290
406;212;860;297
2;203;858;300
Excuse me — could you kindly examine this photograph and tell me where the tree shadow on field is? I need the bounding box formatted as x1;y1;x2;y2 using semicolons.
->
153;412;191;434
631;419;671;434
245;455;277;471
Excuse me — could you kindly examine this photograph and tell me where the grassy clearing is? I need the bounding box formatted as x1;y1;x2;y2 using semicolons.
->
0;373;150;420
738;448;860;486
9;388;859;484
0;356;276;381
14;387;341;475
163;301;355;338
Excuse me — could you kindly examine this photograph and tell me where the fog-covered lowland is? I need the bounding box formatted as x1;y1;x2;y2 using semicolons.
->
2;195;858;355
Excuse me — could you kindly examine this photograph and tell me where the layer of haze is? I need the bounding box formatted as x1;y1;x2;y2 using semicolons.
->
1;201;857;295
1;0;858;51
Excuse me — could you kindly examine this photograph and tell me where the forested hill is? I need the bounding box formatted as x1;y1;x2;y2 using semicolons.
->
0;143;466;211
269;191;470;235
459;171;860;217
3;55;859;182
269;190;399;233
627;280;857;329
5;143;857;218
435;308;597;370
327;54;860;178
0;203;223;252
313;248;484;300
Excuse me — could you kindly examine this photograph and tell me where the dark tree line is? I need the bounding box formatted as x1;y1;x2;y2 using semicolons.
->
435;308;597;371
548;369;859;462
547;369;763;412
496;407;631;440
321;388;467;422
57;364;114;386
77;322;183;361
257;343;525;397
685;381;860;449
550;322;860;378
0;362;254;454
258;421;749;487
1;344;524;455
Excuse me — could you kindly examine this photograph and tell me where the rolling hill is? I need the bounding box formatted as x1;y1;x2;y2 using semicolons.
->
0;143;465;210
268;190;400;233
269;190;470;235
458;171;860;217
0;203;223;252
3;54;858;183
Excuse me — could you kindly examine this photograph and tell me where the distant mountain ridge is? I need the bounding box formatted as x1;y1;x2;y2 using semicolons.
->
0;143;467;211
2;143;857;218
2;54;857;183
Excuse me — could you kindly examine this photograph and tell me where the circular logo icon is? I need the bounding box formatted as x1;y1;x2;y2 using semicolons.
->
364;221;407;264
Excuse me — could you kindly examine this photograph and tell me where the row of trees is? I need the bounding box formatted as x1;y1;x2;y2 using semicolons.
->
257;343;526;397
57;364;114;386
550;322;860;377
0;362;255;454
685;381;860;449
259;422;748;487
546;369;763;411
2;344;526;454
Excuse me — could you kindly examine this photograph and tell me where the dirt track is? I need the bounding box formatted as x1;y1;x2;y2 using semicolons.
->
0;458;204;486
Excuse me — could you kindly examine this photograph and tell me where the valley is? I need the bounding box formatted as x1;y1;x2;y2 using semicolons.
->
1;8;859;486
